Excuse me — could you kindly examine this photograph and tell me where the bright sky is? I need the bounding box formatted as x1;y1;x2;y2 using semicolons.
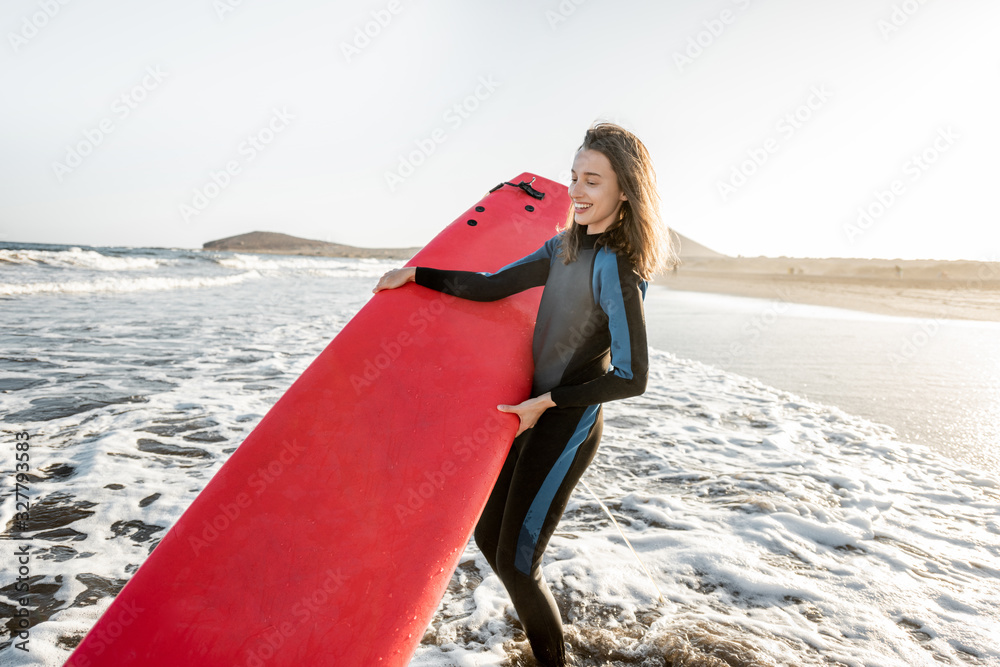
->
1;0;997;261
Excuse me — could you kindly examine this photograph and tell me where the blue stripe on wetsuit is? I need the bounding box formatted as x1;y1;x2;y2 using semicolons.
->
514;403;600;575
592;248;636;381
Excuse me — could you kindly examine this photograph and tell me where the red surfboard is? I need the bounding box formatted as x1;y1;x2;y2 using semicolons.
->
63;173;570;667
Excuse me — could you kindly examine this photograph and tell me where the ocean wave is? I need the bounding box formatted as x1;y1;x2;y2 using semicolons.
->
0;246;172;271
0;271;261;296
205;252;395;278
210;252;393;274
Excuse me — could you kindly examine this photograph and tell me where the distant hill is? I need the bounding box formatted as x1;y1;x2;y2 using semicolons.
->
671;230;725;258
202;231;420;260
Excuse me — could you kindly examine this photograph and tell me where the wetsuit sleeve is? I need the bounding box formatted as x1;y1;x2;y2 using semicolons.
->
413;236;556;302
549;252;648;407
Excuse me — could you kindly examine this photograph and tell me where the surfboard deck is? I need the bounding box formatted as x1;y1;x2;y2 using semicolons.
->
64;173;571;666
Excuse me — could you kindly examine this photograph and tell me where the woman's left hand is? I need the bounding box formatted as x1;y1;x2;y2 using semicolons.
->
497;392;556;437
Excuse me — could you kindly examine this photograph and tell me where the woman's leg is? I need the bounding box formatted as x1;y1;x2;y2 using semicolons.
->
492;404;604;667
473;433;523;574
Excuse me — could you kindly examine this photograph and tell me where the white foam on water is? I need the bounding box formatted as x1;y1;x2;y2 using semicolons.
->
211;252;394;276
0;245;396;296
0;270;263;296
0;247;169;271
1;260;997;667
409;351;1000;666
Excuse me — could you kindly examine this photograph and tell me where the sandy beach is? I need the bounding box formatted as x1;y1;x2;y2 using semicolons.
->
654;255;1000;322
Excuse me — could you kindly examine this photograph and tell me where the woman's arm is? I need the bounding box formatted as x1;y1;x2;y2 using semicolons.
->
497;392;556;437
373;266;415;293
373;236;558;302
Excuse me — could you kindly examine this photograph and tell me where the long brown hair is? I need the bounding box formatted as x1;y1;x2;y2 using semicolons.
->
559;122;679;279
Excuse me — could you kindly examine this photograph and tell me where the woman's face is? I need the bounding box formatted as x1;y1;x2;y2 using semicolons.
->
568;149;626;235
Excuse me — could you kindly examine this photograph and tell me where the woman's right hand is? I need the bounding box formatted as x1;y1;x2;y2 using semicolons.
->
373;267;416;293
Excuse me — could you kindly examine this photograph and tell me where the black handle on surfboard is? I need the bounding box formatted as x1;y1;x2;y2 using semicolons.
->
489;177;546;200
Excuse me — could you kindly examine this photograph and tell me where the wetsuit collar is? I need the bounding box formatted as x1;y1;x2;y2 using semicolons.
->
579;231;603;250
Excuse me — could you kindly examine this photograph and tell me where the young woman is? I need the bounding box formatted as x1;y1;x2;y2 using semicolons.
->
373;122;678;667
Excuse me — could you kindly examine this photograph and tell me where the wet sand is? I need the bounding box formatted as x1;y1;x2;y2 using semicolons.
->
653;256;1000;322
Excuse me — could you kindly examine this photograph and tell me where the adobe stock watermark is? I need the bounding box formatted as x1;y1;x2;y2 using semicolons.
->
512;208;564;238
545;0;590;30
242;567;347;667
717;85;833;202
384;75;501;192
887;318;943;368
340;0;407;63
51;66;168;183
843;126;958;244
186;437;305;556
64;600;145;667
8;0;72;52
887;257;1000;368
673;0;753;73
721;284;795;368
507;191;567;237
352;283;461;393
552;282;642;366
214;0;250;21
394;413;506;522
179;107;294;223
877;0;932;40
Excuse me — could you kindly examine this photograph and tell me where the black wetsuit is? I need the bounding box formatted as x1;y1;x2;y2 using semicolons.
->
414;230;648;667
